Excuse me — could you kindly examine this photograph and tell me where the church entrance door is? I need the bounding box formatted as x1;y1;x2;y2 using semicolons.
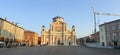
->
58;40;60;45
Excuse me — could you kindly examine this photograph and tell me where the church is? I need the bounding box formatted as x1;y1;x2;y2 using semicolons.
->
41;16;76;46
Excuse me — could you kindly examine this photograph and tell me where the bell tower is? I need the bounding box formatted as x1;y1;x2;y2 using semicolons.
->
71;25;76;45
72;25;75;31
42;25;45;31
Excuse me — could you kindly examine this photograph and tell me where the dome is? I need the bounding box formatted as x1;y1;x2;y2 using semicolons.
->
42;25;45;28
53;16;64;22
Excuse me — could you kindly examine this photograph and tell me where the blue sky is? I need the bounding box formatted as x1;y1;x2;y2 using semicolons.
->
0;0;120;38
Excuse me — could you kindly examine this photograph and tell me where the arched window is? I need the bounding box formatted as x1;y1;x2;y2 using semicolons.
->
57;28;60;32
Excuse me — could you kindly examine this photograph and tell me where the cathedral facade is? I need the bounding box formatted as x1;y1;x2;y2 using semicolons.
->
41;16;76;46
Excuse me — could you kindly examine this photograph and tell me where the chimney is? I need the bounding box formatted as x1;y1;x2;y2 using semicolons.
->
12;21;14;24
4;17;7;20
15;23;19;26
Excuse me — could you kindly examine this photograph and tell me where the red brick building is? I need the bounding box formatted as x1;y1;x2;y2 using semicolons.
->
24;30;38;46
90;32;100;43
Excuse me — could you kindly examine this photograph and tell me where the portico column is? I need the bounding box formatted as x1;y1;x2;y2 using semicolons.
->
50;35;53;45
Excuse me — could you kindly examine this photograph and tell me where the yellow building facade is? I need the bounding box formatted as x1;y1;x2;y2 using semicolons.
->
41;16;76;46
0;18;24;44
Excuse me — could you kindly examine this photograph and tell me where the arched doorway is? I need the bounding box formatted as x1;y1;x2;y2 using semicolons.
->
58;40;60;45
57;38;60;45
69;42;71;45
113;41;118;46
68;37;71;45
0;37;4;42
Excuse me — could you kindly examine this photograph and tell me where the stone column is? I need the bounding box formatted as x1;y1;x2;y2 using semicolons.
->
50;24;53;45
50;35;53;45
64;35;66;45
71;34;74;45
